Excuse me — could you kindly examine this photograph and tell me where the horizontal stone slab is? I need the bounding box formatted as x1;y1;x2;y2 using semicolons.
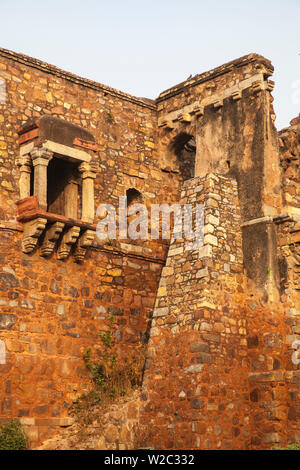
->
153;307;169;317
196;352;212;364
248;371;285;382
184;364;204;374
190;342;209;353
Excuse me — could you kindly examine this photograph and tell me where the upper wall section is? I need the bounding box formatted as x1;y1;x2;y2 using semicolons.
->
278;115;300;220
0;48;285;228
0;47;155;109
0;47;183;232
156;53;281;221
157;53;274;103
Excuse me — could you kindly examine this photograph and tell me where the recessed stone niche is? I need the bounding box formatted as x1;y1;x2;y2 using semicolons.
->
15;116;98;262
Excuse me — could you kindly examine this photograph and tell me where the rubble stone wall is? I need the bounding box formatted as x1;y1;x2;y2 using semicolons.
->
0;48;299;449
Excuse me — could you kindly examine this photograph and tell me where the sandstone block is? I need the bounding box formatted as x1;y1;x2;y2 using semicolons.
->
263;433;283;444
204;234;218;246
190;398;204;409
248;371;285;382
184;364;204;374
0;313;17;330
190;342;209;353
196;352;212;364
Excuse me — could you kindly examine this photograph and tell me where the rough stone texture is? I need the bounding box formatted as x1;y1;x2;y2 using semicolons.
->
0;47;299;449
35;390;142;451
140;174;251;450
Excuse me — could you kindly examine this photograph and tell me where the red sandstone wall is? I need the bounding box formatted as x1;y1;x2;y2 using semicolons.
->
139;173;300;450
0;47;299;450
140;174;251;450
0;48;177;446
0;227;168;444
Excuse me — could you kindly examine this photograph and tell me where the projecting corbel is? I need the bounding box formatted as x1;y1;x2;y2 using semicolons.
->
40;222;65;257
160;119;175;130
266;80;275;92
213;99;223;109
74;229;95;263
252;80;264;93
231;90;242;101
57;226;81;260
177;113;192;123
22;217;47;254
192;104;204;117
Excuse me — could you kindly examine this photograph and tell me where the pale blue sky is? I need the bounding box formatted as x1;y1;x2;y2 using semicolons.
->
0;0;299;129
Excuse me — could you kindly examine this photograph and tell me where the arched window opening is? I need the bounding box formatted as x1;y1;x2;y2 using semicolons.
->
171;132;196;181
126;188;143;207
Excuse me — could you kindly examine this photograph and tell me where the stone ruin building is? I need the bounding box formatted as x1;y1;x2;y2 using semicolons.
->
0;47;299;450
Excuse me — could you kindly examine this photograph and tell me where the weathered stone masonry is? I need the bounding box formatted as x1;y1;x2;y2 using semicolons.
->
0;47;299;449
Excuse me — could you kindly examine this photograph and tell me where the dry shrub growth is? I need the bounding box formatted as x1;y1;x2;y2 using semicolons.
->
69;316;146;423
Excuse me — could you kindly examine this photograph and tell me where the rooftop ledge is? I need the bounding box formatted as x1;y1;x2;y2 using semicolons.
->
0;47;156;110
0;47;273;109
157;53;274;102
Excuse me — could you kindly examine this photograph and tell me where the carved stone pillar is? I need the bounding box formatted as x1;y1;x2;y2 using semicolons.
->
16;155;32;199
78;162;97;223
31;148;53;211
64;177;79;219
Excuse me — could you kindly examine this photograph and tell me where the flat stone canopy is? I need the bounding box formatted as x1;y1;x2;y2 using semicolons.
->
17;115;96;149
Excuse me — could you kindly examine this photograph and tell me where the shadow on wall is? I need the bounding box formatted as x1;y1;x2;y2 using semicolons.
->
170;132;196;181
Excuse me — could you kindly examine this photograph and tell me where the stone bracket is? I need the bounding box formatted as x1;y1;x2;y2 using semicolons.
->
177;113;192;123
74;229;95;263
40;222;65;257
231;90;242;101
57;226;81;260
213;99;223;109
16;197;96;261
22;217;47;254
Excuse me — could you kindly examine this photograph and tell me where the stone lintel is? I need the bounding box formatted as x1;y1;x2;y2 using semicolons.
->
42;140;91;163
19;141;35;156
